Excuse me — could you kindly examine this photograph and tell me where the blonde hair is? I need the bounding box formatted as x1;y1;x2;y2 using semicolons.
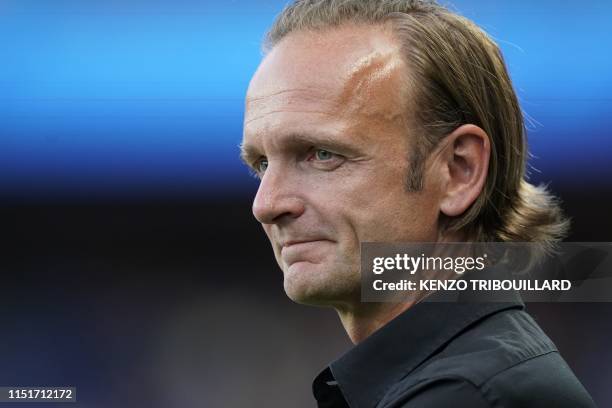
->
264;0;569;257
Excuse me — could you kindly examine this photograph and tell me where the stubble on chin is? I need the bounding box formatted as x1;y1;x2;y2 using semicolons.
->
281;259;362;307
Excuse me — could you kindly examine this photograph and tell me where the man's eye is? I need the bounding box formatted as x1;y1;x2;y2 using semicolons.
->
307;148;345;171
314;149;334;161
256;158;268;173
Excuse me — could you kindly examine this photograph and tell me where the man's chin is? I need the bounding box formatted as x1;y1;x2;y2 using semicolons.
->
282;261;359;307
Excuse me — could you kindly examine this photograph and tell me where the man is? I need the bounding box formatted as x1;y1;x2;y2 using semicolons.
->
241;1;595;406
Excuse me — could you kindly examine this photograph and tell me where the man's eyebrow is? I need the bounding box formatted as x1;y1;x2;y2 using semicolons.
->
280;132;362;157
240;131;360;166
239;143;261;167
287;132;353;149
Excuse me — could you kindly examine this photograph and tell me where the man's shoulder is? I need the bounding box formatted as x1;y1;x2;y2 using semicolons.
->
418;307;558;386
379;308;596;407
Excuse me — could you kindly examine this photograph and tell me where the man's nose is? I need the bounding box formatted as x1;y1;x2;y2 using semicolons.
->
252;166;305;224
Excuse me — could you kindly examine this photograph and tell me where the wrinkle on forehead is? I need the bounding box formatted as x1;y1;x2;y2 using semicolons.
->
244;108;335;126
246;88;320;106
246;87;327;112
244;86;337;127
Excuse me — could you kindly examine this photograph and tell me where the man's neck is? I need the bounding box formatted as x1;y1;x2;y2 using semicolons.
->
336;301;414;344
337;231;468;344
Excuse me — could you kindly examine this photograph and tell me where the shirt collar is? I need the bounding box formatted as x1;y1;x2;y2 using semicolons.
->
313;289;523;407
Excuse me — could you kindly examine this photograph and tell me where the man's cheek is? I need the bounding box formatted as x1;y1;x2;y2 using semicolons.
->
261;225;274;241
345;210;384;243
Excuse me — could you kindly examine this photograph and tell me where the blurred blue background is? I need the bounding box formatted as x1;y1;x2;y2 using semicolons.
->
1;1;611;408
1;0;611;200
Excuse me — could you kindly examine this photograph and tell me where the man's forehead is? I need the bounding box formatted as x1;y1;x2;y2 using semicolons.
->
245;24;408;111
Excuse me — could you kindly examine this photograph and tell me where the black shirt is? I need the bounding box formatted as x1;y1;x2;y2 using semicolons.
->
312;291;596;407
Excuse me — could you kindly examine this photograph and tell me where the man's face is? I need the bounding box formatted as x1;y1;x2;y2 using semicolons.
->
242;24;443;307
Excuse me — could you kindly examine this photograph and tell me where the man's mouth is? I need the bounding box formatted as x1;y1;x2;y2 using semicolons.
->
282;239;327;248
280;239;333;265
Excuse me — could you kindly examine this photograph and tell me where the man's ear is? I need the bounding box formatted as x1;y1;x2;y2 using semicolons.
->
438;124;491;217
